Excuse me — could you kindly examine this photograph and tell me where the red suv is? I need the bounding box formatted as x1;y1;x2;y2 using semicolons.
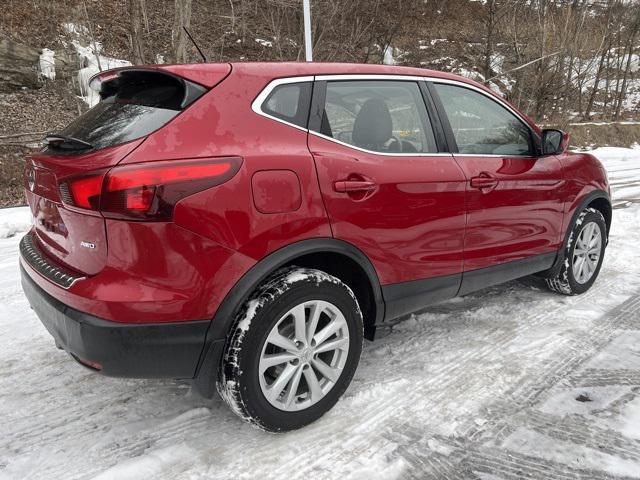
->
20;63;611;431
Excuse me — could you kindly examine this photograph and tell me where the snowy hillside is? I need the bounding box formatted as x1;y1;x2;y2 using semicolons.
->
2;147;640;479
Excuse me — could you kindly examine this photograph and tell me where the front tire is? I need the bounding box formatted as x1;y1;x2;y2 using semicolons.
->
218;267;363;432
546;207;607;295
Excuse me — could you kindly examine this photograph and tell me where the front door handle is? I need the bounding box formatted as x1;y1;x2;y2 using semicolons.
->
333;180;377;193
470;174;498;191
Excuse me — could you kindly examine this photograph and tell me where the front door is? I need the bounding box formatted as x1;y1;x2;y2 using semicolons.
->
430;82;565;288
307;78;467;318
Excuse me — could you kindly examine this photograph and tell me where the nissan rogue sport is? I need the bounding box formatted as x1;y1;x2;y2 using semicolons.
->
20;62;611;432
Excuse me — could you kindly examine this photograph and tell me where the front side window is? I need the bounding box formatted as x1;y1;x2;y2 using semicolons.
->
318;80;437;154
261;82;312;129
434;83;532;156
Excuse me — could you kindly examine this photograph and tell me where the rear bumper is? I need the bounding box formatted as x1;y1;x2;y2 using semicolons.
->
21;265;214;378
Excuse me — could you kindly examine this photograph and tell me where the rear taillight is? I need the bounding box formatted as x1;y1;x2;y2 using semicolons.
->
59;157;241;220
60;174;105;209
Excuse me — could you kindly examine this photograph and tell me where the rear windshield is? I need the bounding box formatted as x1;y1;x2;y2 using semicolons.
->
48;70;205;153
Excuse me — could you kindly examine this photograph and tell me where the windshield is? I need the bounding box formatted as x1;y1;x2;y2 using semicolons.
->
48;70;205;153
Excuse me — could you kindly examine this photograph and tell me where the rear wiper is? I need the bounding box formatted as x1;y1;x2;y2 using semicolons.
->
44;134;94;151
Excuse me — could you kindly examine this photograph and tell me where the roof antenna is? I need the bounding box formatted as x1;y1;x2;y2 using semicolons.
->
182;26;207;63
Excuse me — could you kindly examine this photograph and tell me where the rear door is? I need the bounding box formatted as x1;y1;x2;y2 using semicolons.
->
429;81;564;290
308;77;467;318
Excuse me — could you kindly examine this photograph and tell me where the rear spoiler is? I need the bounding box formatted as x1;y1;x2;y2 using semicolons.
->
88;63;232;92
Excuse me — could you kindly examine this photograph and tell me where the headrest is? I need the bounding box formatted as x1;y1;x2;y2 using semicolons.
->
352;98;392;148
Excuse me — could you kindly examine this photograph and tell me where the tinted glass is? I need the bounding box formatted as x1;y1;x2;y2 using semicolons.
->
261;82;312;128
320;81;437;154
51;71;199;153
434;83;532;156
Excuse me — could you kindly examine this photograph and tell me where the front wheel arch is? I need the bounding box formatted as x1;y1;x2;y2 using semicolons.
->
539;189;610;279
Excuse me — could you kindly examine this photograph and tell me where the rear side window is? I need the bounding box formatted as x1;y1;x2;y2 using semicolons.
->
48;70;206;153
261;82;312;129
317;80;437;154
433;83;532;156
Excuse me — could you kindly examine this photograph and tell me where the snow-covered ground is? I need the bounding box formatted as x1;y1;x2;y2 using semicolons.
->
2;147;640;479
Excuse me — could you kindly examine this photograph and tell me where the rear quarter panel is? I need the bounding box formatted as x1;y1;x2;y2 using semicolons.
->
124;66;331;261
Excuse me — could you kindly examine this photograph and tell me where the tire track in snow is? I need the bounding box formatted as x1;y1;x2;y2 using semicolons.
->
461;291;640;447
265;277;630;478
448;294;640;478
4;274;631;480
521;410;640;462
568;369;640;386
461;446;639;480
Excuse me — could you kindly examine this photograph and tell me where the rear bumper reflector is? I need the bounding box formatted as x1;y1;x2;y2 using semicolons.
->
19;232;85;289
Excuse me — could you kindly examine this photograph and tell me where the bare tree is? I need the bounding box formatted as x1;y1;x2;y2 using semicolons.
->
482;0;508;83
613;6;640;119
583;0;616;121
128;0;147;64
172;0;193;63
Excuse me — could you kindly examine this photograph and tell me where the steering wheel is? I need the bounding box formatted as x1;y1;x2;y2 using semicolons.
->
388;136;403;153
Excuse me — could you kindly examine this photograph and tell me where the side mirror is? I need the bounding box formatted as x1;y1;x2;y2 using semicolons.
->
541;129;569;156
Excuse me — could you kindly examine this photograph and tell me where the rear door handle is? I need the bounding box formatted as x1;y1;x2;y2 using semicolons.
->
333;180;377;193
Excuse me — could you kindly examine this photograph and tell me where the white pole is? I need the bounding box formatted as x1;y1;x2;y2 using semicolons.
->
303;0;313;61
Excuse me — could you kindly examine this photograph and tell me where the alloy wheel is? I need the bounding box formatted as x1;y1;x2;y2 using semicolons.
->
258;300;350;411
572;221;602;284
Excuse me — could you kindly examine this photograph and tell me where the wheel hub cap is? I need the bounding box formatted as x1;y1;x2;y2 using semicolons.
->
300;347;314;364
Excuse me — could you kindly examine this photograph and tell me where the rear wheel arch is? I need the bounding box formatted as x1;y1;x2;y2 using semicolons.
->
193;238;383;397
279;251;379;340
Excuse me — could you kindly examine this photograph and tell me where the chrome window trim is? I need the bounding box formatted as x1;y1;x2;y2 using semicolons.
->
314;74;426;82
308;131;452;157
452;153;535;158
251;73;538;158
251;75;314;133
314;74;535;135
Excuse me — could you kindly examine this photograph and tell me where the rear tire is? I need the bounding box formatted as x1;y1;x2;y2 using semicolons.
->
217;267;363;432
546;207;606;295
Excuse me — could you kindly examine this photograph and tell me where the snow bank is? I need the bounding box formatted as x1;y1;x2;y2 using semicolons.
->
255;38;273;47
63;22;89;36
382;45;395;65
0;207;31;239
39;48;56;80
